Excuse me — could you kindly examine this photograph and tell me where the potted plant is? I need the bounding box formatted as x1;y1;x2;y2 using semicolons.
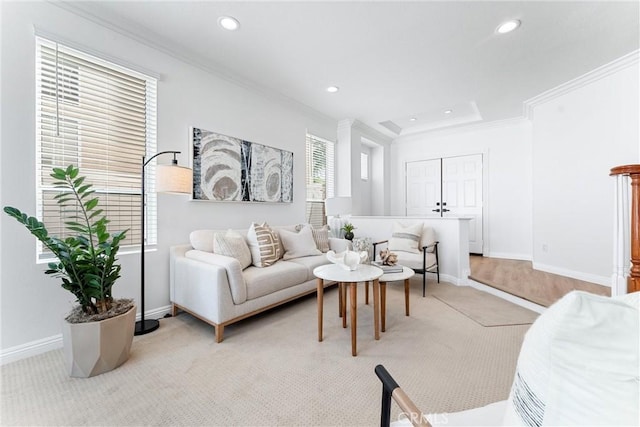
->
341;222;356;241
4;165;135;377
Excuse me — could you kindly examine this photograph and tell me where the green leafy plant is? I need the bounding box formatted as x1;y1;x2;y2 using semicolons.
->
341;223;356;233
4;165;128;316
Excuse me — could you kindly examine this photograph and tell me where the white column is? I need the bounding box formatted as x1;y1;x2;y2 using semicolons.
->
611;174;630;296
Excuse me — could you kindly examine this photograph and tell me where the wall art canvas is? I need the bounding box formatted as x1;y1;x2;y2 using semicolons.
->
192;127;293;203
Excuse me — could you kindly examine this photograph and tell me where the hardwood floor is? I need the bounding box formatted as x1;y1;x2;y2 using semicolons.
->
469;255;610;307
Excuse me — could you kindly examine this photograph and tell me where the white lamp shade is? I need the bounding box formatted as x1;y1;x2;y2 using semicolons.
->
325;196;352;217
156;164;192;194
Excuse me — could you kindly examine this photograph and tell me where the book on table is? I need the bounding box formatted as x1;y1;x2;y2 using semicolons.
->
372;261;403;273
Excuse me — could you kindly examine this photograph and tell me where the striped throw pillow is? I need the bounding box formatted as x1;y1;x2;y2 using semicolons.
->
388;222;422;253
311;225;330;253
247;222;282;267
214;230;252;270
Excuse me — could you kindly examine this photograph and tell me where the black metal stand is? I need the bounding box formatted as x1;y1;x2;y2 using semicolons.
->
135;319;160;335
134;150;181;337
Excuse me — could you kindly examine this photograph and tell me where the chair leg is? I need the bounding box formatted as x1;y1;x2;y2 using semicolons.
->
422;273;426;297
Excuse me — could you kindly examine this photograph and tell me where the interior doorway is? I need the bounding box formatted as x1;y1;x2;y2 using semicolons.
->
406;154;483;254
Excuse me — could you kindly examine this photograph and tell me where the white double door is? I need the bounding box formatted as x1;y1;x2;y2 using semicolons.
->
406;154;483;254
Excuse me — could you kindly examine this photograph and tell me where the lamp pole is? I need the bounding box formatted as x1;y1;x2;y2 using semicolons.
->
135;150;181;336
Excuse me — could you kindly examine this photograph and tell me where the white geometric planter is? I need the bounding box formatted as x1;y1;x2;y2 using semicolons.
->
62;305;136;378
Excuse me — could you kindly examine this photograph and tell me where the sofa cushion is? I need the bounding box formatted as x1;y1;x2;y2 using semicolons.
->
287;254;330;281
214;230;252;270
247;222;282;267
390;251;436;271
189;229;216;252
280;225;321;260
242;261;309;300
502;291;639;426
388;222;422;254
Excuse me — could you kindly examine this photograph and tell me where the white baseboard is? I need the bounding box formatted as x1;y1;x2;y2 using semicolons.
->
532;262;610;287
0;305;173;366
0;334;63;366
468;280;546;314
486;252;532;261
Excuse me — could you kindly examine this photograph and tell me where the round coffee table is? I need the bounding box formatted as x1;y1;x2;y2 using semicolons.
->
379;266;415;332
314;263;383;356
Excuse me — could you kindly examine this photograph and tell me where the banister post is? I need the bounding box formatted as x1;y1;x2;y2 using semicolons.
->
610;165;640;293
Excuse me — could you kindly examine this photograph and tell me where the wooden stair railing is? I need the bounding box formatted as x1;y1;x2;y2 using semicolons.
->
610;164;640;293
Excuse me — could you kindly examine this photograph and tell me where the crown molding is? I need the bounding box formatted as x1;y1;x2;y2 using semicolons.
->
393;116;530;144
523;50;639;120
50;1;337;127
352;120;394;144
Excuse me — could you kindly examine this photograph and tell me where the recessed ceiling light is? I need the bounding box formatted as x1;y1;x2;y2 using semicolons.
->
497;19;520;34
444;109;453;114
218;16;240;31
409;117;417;122
326;86;339;93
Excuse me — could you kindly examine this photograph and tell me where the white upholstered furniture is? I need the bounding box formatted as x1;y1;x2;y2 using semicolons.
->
170;225;349;342
373;222;440;297
379;290;640;426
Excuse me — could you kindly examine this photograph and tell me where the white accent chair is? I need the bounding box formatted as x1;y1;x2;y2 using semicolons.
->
377;290;640;426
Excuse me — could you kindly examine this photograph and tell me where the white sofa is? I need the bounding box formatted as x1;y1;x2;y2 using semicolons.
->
169;225;349;342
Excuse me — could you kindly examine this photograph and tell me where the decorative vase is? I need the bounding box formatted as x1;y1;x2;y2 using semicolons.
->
326;250;368;271
62;304;136;378
344;231;354;241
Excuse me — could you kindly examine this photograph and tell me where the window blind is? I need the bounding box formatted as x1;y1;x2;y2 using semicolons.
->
35;37;157;258
305;133;335;228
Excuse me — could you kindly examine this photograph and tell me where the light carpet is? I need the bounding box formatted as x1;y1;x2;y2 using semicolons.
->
1;280;530;426
431;284;539;327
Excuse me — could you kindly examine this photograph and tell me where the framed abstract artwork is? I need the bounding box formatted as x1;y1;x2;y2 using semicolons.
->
191;127;293;202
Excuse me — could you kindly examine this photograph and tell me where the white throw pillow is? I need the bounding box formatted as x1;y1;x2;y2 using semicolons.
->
279;225;321;260
388;222;422;254
502;291;639;426
213;230;252;270
189;230;216;252
246;222;282;267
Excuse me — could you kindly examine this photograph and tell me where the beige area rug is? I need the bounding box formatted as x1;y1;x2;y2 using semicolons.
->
1;279;530;426
432;284;539;327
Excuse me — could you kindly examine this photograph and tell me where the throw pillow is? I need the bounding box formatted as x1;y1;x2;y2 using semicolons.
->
279;225;322;260
311;225;331;253
213;230;252;270
247;222;282;267
388;222;422;253
501;291;639;426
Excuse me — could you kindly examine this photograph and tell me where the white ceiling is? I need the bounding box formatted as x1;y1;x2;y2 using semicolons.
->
67;1;639;138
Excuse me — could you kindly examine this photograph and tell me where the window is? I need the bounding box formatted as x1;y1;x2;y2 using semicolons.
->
361;152;369;180
35;37;157;258
305;133;335;228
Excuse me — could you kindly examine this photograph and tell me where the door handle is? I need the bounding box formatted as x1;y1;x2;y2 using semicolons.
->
442;208;450;213
432;208;441;213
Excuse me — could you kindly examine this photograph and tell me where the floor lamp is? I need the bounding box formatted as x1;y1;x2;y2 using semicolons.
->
135;150;192;336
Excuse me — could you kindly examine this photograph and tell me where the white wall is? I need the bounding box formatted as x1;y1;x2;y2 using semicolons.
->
0;2;336;355
530;59;639;285
391;119;534;260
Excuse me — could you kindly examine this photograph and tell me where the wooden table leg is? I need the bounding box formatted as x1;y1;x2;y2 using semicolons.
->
338;282;343;318
342;283;347;327
404;278;410;316
365;281;369;305
373;279;380;340
350;282;357;356
380;281;386;332
317;278;324;342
